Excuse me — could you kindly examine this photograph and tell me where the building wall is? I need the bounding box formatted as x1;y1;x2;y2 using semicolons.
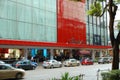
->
0;0;110;50
57;0;86;44
0;0;57;42
0;0;86;45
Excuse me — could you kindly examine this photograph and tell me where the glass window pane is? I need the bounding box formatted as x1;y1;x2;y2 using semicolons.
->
0;19;8;38
25;0;32;6
8;1;16;20
33;8;39;24
33;0;39;8
17;4;25;21
39;0;45;9
0;0;8;18
24;6;32;23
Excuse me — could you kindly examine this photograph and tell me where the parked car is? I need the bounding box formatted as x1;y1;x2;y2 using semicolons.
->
81;58;93;65
0;60;5;64
42;59;62;69
98;57;113;64
0;64;25;79
31;61;38;67
12;60;37;70
63;58;80;67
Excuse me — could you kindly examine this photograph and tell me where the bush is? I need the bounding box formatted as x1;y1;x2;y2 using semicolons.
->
101;70;120;80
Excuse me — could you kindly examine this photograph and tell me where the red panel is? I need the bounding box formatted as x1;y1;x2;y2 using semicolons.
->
57;0;86;44
0;39;111;49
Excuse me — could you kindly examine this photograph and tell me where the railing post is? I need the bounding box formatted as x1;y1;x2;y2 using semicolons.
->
97;69;100;80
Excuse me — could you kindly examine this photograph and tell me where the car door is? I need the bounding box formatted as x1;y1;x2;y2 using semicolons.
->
52;60;58;67
0;65;14;79
21;61;28;69
23;61;32;70
71;59;77;66
0;65;7;79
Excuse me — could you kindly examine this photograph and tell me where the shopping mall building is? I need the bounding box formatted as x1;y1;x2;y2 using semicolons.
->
0;0;111;62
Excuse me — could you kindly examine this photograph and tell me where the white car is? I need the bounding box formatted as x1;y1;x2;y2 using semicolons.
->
63;58;80;67
0;64;25;79
42;59;62;69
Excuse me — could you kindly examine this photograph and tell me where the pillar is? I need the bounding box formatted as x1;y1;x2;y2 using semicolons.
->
100;50;103;57
50;49;54;60
92;50;95;60
24;48;28;60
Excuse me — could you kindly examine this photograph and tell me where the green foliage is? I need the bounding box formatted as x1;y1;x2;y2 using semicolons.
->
87;2;102;17
61;72;73;80
117;21;120;30
114;0;120;4
51;72;82;80
101;70;120;80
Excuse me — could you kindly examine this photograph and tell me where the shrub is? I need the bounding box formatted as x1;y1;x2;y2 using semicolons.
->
101;70;120;80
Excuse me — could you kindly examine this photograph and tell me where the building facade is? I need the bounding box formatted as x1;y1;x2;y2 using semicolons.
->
86;0;108;46
0;0;110;61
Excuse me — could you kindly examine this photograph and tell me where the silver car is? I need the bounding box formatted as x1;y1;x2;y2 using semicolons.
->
0;64;25;79
63;58;80;67
98;57;113;64
42;59;62;69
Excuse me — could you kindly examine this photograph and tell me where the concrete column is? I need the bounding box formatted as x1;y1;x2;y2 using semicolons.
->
50;49;54;60
92;50;95;60
24;48;28;60
100;50;103;57
105;50;108;56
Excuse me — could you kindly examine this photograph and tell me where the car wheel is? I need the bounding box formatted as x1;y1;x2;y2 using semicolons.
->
44;67;47;69
64;65;67;67
70;64;72;67
59;64;62;67
77;63;80;66
32;66;35;70
16;73;23;79
50;65;54;69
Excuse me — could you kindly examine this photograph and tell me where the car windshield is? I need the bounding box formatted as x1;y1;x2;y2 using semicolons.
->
44;60;51;62
0;61;5;64
0;64;14;70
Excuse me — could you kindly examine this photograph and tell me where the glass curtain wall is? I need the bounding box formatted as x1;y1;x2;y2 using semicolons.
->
0;0;57;42
86;0;108;46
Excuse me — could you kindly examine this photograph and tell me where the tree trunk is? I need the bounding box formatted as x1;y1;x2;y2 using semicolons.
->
112;40;119;70
108;0;119;70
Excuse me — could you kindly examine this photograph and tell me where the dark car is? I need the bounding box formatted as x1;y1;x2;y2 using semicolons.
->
81;58;93;65
12;60;37;70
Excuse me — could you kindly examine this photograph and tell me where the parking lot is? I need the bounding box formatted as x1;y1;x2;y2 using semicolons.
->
23;63;112;80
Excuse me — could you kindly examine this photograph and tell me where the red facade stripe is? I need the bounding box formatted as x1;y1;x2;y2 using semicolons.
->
0;39;111;49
